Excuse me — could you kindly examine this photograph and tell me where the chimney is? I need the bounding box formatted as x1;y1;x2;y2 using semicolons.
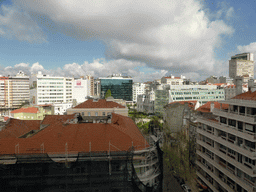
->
210;102;214;112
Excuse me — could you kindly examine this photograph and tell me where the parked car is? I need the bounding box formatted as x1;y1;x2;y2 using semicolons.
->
181;184;191;192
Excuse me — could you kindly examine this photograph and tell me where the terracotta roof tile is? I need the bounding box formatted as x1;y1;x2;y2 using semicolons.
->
11;107;39;114
232;90;256;100
0;119;41;139
196;101;229;113
74;99;125;109
168;100;198;110
0;113;148;154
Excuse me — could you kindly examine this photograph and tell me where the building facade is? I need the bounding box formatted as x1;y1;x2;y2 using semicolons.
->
196;92;256;192
72;78;89;104
133;82;146;102
169;85;225;106
100;74;133;101
35;72;73;105
161;75;185;85
0;71;29;115
229;53;254;82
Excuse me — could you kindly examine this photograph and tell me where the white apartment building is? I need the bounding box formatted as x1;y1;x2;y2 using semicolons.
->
169;85;225;106
0;71;29;114
86;75;94;96
229;53;254;82
197;91;256;192
133;82;146;102
161;75;185;85
36;72;73;105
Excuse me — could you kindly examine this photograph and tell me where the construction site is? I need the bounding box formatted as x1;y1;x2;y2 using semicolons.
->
0;113;163;192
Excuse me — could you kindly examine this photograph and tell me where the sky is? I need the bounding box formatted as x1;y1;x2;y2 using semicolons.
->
0;0;256;82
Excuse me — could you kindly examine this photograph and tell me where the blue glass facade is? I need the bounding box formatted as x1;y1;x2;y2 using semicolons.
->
100;78;133;101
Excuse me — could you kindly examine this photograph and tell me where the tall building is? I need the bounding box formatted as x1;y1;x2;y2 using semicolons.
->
100;74;133;101
229;53;254;82
35;72;73;105
133;82;146;102
72;78;89;104
0;71;29;115
86;75;94;96
196;94;256;192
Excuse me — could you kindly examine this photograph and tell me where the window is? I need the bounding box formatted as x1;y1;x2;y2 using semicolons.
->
102;112;106;116
95;112;98;116
88;112;91;116
82;112;84;116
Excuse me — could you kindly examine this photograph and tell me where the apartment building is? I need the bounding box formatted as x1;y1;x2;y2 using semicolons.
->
229;53;254;82
0;71;29;115
34;72;73;105
133;82;146;102
86;75;94;96
169;85;225;106
196;92;256;192
161;75;185;85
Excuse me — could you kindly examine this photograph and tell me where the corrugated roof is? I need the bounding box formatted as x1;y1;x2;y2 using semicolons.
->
11;107;39;114
196;101;229;113
0;113;148;154
74;99;125;109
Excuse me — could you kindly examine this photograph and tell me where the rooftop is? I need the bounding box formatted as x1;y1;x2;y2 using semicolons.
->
232;90;256;100
167;100;198;110
74;99;125;109
11;107;39;114
0;113;148;155
196;101;229;113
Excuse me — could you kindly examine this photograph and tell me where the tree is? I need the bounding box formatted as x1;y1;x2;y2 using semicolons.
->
104;89;112;99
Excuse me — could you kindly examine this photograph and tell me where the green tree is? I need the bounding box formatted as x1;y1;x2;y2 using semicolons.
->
105;89;112;99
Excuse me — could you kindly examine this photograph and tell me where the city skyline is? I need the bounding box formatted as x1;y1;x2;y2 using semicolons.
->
1;0;256;82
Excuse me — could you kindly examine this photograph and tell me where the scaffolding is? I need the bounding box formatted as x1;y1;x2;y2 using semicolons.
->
0;142;163;192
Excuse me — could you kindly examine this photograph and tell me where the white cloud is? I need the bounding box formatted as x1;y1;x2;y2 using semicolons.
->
0;60;157;82
0;5;46;43
13;0;234;77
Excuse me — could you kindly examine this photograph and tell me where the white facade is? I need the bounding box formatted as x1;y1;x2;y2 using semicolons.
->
169;85;225;106
53;103;73;115
133;83;146;102
72;78;89;104
197;95;256;192
161;75;185;85
36;72;73;105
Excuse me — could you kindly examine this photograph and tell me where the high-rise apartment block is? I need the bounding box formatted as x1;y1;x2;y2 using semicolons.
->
100;74;133;101
196;92;256;192
133;82;146;102
35;72;73;105
0;71;29;114
86;75;94;96
229;53;254;82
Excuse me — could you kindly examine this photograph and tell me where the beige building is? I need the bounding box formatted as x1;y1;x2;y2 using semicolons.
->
0;71;29;116
161;75;185;85
66;99;128;116
196;91;256;192
229;53;254;82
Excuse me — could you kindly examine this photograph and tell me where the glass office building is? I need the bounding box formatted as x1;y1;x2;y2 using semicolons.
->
100;76;133;101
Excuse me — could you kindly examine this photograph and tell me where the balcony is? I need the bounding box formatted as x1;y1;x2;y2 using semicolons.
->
213;108;256;124
197;117;256;142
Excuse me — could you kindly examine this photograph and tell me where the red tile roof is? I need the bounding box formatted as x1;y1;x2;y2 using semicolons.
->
11;107;39;114
196;101;229;113
41;114;76;125
232;90;256;100
74;99;125;109
168;100;198;110
0;119;41;139
0;113;148;155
